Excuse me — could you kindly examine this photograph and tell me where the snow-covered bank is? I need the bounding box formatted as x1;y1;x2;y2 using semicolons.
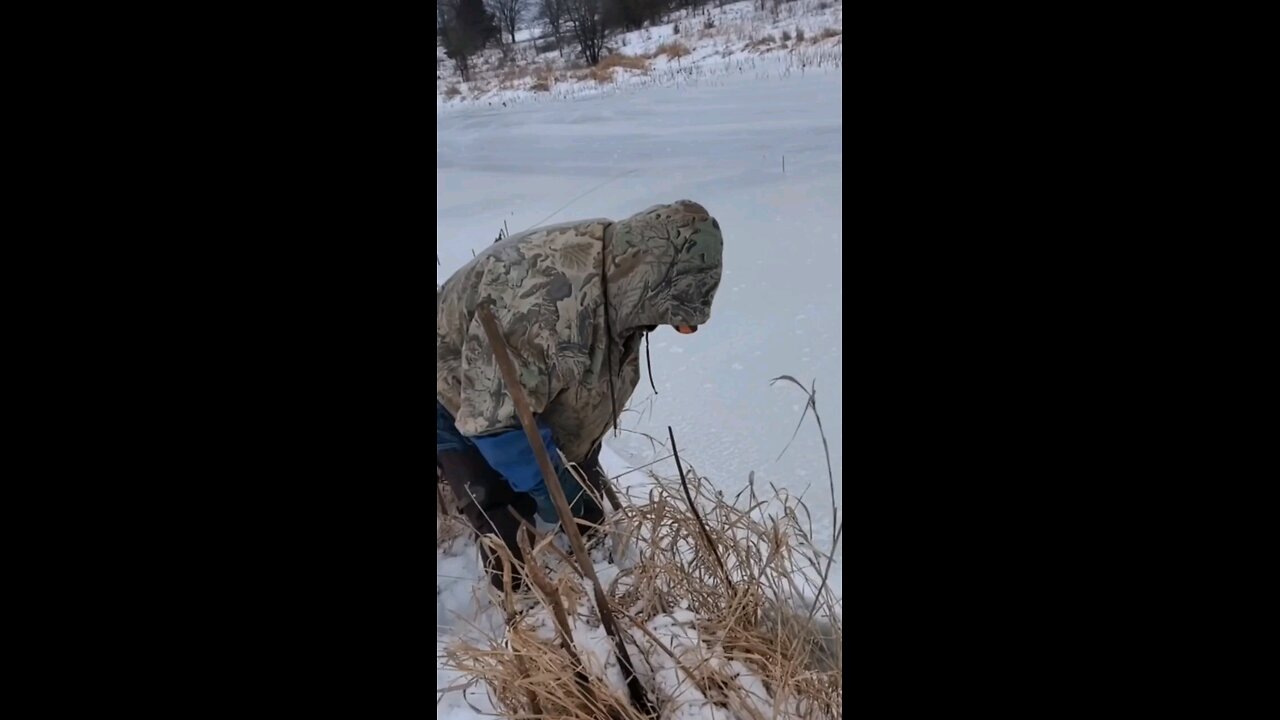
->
437;0;842;109
437;447;842;719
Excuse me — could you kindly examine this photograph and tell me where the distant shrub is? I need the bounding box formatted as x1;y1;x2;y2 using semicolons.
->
655;40;691;59
596;53;650;72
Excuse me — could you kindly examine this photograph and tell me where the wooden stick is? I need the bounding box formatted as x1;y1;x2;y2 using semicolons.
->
477;304;653;716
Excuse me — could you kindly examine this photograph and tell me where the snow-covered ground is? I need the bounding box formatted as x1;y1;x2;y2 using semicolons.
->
437;6;841;714
438;448;840;718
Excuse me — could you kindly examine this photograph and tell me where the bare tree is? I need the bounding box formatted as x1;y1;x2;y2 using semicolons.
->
563;0;606;65
606;0;664;31
537;0;565;56
487;0;528;45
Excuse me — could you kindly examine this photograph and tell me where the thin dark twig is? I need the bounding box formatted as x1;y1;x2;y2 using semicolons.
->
609;452;675;481
771;374;813;461
770;375;839;552
616;427;665;454
522;168;639;233
668;426;733;591
805;518;844;628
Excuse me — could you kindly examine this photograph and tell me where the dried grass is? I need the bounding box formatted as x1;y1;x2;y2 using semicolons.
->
439;458;843;718
580;54;649;83
655;40;692;59
597;53;651;72
437;481;469;546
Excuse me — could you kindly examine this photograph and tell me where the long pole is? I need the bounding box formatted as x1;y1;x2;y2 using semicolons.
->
476;304;652;715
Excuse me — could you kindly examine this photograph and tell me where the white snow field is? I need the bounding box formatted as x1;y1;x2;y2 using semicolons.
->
437;28;842;719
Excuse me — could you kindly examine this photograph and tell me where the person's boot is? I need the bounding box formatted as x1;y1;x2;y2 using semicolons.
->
477;493;537;591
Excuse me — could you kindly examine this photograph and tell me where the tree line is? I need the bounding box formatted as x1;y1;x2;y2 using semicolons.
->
438;0;732;78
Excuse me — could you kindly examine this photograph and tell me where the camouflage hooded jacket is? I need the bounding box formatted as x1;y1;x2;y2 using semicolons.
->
436;200;724;470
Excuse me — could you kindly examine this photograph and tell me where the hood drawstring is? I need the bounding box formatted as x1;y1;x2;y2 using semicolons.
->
601;232;660;438
601;234;620;437
645;332;658;395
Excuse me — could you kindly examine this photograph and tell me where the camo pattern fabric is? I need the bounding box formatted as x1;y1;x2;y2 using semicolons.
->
436;199;724;463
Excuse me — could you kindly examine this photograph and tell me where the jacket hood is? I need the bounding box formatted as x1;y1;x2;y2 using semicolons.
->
604;200;724;335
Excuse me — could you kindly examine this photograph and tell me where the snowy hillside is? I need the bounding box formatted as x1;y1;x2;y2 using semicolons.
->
437;0;842;107
437;1;842;713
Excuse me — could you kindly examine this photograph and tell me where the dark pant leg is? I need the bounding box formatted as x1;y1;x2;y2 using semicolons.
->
573;444;608;531
437;402;536;589
439;450;539;590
